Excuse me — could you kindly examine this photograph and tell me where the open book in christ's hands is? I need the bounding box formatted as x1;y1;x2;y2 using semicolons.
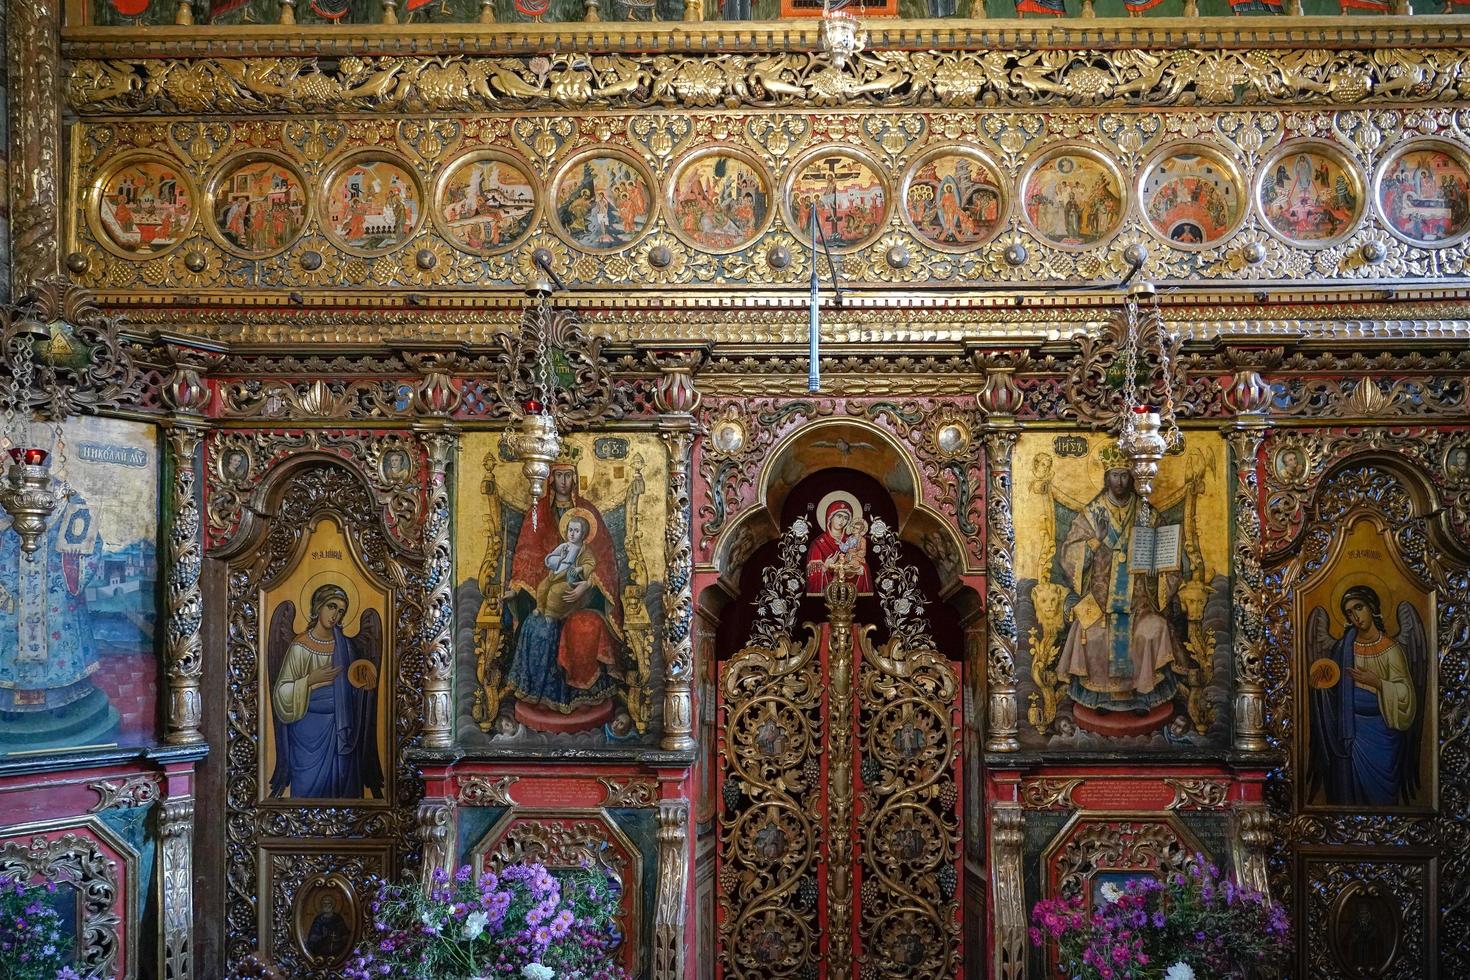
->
1129;524;1182;573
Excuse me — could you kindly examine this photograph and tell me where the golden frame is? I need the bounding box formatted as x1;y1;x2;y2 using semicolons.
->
205;150;311;260
548;146;659;255
898;143;1010;254
1372;137;1470;249
83;149;199;261
1292;508;1439;818
256;839;394;972
255;510;397;810
781;142;893;254
1135;139;1247;253
467;807;646;977
292;870;360;969
1255;138;1365;251
431;147;542;257
316;148;428;258
1037;809;1210;896
1018;143;1128;254
0;813;142;980
664;144;776;255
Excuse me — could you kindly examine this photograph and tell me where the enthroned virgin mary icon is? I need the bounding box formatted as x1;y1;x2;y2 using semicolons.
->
804;490;873;595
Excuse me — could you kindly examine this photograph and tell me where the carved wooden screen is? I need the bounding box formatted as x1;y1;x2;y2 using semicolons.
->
716;518;963;979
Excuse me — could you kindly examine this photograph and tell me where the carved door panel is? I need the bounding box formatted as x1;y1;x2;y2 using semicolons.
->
717;578;963;980
212;453;425;976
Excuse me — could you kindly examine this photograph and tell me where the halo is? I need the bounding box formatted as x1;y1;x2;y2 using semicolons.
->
558;506;598;543
815;491;861;532
1328;570;1396;632
301;570;361;623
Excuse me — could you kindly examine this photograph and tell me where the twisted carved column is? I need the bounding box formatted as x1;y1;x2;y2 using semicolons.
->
654;351;701;752
158;796;195;980
418;427;458;748
979;367;1023;752
163;367;210;745
1224;367;1273;753
7;0;61;290
651;799;690;980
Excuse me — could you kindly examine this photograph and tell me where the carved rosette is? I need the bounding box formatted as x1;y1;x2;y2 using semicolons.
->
417;428;457;748
982;427;1021;752
159;797;196;980
164;424;207;745
990;804;1026;980
652;800;691;980
1226;422;1270;753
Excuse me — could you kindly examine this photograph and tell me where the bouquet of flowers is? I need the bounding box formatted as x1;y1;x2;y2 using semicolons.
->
0;874;79;980
344;862;630;980
1029;855;1290;980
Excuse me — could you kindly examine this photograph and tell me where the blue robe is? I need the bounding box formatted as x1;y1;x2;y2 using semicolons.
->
271;626;382;800
1311;628;1409;806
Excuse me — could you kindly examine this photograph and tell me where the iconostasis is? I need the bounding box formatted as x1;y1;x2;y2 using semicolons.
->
1;11;1469;980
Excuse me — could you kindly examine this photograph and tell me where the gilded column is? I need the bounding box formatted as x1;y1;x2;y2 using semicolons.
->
651;799;691;980
979;368;1024;753
653;350;702;753
824;571;859;980
1223;366;1272;753
990;802;1026;980
163;367;211;746
158;796;196;980
417;427;458;748
7;0;61;290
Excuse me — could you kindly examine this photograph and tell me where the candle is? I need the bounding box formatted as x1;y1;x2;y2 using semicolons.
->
523;398;543;414
8;447;49;466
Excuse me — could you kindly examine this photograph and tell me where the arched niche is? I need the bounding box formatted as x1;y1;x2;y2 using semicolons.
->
704;417;974;614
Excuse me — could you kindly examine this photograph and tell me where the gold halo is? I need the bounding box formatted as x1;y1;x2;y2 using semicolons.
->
1329;570;1395;632
558;506;598;543
301;570;361;624
815;490;862;532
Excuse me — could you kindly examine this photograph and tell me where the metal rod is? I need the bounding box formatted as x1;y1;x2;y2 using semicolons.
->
809;207;820;392
533;249;569;293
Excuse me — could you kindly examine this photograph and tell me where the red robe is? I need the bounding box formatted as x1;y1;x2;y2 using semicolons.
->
508;493;623;691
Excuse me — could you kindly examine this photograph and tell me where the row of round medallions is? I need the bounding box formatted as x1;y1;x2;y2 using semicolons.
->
85;137;1470;264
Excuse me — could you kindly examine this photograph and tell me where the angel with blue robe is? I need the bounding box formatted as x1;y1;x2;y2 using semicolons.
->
1308;585;1428;807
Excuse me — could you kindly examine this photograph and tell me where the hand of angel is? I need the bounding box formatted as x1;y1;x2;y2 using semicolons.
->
1348;666;1382;691
307;665;341;688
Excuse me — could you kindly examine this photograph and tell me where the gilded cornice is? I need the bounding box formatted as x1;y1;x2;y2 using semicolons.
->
64;40;1470;115
105;294;1470;345
59;18;1470;59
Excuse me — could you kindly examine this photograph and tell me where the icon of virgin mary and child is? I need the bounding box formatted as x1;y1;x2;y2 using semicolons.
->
502;461;627;733
805;491;872;595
